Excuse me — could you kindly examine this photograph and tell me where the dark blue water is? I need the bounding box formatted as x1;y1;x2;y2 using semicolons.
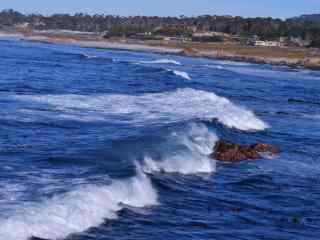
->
0;38;319;240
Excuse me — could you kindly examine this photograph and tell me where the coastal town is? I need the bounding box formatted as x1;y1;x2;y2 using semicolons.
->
8;19;315;48
1;9;320;68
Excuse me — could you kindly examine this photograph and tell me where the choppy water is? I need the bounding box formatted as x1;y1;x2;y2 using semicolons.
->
0;38;320;240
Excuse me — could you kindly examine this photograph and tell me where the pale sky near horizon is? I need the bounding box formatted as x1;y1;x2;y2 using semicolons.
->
1;0;319;19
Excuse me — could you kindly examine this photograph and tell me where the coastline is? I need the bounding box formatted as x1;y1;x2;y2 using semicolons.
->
2;30;320;70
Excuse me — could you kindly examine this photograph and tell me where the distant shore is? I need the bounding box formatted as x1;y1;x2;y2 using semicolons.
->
2;30;320;69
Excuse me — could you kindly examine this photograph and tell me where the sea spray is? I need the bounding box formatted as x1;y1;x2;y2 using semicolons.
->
142;123;217;174
0;165;157;240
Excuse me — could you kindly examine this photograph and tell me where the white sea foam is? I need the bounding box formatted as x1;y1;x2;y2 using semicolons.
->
171;70;192;80
140;59;182;65
142;123;217;174
0;166;157;240
80;53;114;61
0;124;218;239
206;65;224;70
0;183;26;204
81;53;98;59
10;88;268;131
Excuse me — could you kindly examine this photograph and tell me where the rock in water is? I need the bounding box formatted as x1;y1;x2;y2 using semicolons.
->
252;143;280;155
210;140;280;162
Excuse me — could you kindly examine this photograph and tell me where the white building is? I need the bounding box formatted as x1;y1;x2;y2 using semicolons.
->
253;40;282;47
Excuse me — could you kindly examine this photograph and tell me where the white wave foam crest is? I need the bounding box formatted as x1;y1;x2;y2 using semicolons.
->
0;167;157;240
170;70;191;80
81;53;98;59
80;53;114;62
11;88;268;131
206;65;224;70
140;59;182;65
142;123;217;174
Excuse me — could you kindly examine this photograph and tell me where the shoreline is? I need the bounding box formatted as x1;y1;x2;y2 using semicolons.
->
2;30;320;70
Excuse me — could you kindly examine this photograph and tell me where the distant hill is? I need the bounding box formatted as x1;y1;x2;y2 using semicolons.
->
292;14;320;22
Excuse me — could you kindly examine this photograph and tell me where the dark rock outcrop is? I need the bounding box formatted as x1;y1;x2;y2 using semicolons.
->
210;140;280;162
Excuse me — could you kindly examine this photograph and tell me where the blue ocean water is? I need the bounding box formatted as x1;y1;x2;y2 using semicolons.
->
0;38;319;240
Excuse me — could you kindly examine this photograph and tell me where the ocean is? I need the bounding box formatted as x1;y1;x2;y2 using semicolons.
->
0;38;319;240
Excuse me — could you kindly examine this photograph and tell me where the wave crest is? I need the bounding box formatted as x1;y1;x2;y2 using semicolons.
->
80;53;114;62
142;123;217;174
10;88;268;131
140;59;181;65
170;70;191;80
0;167;157;240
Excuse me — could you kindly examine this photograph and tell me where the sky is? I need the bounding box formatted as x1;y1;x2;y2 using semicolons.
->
1;0;319;19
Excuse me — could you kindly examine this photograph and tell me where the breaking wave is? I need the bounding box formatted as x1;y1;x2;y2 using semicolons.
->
0;166;158;240
205;65;224;70
170;70;191;80
9;88;268;131
80;53;114;62
0;123;220;240
80;52;99;59
140;59;182;65
142;123;217;174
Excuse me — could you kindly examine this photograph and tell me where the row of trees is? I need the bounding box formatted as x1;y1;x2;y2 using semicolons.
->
1;9;320;47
